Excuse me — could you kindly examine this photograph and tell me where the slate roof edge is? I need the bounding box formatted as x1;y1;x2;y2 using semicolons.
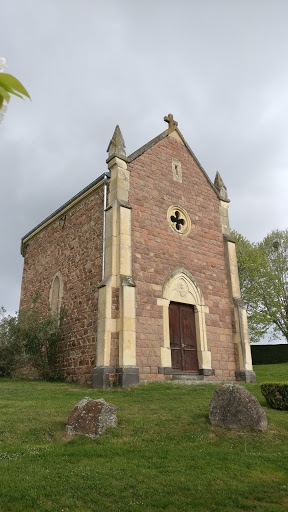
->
20;171;110;256
175;128;229;203
127;129;170;162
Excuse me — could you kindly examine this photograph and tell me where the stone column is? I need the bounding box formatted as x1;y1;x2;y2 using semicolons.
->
226;240;255;382
215;172;256;383
93;126;139;388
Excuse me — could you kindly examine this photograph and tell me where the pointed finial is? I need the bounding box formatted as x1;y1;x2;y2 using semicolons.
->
214;171;229;201
164;113;178;130
107;125;126;159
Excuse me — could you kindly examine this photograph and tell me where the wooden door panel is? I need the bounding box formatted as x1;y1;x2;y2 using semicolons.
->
171;348;182;371
169;302;180;348
169;302;198;372
183;345;198;372
181;304;197;349
169;302;182;370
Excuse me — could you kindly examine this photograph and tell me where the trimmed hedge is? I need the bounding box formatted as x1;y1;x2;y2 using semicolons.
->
261;382;288;410
251;344;288;365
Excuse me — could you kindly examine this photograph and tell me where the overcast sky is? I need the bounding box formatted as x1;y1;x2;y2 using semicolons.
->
1;0;288;317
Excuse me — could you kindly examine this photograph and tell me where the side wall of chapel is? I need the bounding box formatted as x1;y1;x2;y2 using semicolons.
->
20;187;104;384
128;135;237;381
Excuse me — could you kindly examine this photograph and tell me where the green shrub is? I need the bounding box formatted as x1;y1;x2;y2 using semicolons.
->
261;382;288;410
0;297;68;380
0;343;19;376
0;308;25;376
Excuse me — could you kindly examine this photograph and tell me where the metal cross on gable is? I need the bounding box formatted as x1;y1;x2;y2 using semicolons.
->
171;210;185;231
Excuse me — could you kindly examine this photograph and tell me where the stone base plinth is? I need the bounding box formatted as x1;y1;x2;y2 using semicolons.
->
116;367;139;387
93;366;115;389
235;370;256;383
158;367;174;375
199;368;215;376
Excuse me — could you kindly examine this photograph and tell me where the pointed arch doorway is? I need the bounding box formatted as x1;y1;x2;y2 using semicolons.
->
169;301;199;372
158;268;213;376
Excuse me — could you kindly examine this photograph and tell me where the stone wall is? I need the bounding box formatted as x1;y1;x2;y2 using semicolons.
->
20;185;104;384
19;129;242;385
128;134;236;381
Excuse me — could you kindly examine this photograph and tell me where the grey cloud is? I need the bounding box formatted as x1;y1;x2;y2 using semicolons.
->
1;0;288;312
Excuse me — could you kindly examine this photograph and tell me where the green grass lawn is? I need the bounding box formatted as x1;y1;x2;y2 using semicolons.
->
0;365;287;512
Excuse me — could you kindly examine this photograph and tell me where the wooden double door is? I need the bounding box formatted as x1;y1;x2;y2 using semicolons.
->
169;302;199;372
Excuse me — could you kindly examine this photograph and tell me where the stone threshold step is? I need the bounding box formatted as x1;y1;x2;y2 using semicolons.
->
172;374;204;381
164;380;237;386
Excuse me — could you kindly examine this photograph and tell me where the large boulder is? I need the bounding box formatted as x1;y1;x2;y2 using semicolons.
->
67;397;118;438
209;384;268;431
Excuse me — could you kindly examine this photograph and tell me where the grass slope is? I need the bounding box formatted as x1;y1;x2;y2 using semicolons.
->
0;364;287;512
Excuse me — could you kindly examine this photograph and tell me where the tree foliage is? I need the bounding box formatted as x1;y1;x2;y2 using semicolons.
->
232;229;288;343
0;57;30;123
0;307;25;376
0;72;31;109
0;297;67;380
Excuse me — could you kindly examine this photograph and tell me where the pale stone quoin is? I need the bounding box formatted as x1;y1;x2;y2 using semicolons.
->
19;114;256;387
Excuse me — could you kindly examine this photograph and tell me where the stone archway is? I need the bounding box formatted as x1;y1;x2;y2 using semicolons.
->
157;268;213;375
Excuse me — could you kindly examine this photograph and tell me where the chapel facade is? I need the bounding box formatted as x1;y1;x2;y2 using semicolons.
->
20;114;256;387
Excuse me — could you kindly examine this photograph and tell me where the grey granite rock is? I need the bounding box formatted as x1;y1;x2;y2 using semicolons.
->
209;384;267;431
67;397;118;438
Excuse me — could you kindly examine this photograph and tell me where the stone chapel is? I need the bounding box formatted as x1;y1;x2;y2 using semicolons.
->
20;114;256;387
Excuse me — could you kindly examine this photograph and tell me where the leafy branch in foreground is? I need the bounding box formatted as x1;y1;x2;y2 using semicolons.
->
232;229;288;343
0;57;31;124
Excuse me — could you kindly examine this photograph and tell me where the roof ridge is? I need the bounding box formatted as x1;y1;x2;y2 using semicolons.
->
127;124;226;203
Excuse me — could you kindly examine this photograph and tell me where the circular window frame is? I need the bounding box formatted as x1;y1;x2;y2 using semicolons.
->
167;205;191;236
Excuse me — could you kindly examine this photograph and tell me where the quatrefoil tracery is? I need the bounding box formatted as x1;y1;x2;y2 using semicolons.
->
167;205;191;236
170;210;185;231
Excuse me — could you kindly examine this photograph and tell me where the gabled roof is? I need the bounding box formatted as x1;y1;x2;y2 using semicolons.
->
126;123;223;202
105;114;227;201
21;115;229;257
